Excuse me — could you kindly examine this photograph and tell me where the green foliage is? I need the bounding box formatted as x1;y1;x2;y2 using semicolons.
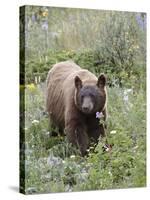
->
94;12;146;88
25;49;76;83
20;6;146;194
72;87;146;191
22;84;146;194
25;47;145;90
22;6;146;89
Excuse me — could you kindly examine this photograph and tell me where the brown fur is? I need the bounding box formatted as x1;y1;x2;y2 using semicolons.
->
46;61;107;156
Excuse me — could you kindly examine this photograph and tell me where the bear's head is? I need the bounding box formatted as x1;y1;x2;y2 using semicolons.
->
74;74;107;114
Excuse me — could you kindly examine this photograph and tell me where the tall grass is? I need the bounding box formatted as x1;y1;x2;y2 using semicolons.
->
22;84;146;194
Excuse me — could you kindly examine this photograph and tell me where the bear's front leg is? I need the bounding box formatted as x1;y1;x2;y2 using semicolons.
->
87;108;107;142
65;111;89;156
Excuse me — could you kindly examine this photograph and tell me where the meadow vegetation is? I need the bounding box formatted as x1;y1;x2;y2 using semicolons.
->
20;6;146;194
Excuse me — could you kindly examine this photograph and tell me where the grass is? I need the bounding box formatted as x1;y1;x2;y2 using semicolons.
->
21;83;146;194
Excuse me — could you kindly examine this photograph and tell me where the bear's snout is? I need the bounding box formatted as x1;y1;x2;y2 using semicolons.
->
82;97;94;114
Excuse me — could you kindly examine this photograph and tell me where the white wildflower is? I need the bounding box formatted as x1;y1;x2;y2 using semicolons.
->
32;120;39;124
108;171;112;176
45;131;50;136
70;155;75;159
123;89;133;102
110;130;117;134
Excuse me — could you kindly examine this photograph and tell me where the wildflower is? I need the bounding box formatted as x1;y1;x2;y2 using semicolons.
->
110;130;117;134
96;112;104;119
123;89;133;102
136;13;146;30
70;155;75;159
42;10;48;17
123;95;129;102
128;48;132;52
42;21;48;30
45;131;50;136
89;146;94;150
31;14;36;22
108;171;112;176
31;120;39;124
102;144;112;152
133;45;139;49
26;83;36;92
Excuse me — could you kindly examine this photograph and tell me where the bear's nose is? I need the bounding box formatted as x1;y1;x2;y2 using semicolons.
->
82;106;90;112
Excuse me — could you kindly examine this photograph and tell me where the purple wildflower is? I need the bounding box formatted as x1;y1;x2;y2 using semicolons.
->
42;21;48;31
32;14;36;22
96;112;103;119
136;13;146;30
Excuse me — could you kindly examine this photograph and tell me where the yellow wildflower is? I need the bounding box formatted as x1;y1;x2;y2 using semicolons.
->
26;83;36;92
42;11;48;17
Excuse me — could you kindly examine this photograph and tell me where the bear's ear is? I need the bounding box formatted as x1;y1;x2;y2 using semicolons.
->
75;76;82;89
97;74;106;88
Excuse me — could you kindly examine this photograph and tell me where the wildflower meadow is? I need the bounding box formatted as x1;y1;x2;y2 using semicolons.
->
20;6;146;194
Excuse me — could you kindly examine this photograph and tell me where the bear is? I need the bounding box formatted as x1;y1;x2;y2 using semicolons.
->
46;61;107;156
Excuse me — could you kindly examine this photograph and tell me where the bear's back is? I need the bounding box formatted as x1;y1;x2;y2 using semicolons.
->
46;61;98;129
46;61;81;85
46;61;81;128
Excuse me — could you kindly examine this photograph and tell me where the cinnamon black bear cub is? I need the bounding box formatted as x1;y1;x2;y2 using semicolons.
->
46;61;107;156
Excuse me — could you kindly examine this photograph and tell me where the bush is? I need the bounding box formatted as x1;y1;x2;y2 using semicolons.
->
21;9;146;89
24;47;145;91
